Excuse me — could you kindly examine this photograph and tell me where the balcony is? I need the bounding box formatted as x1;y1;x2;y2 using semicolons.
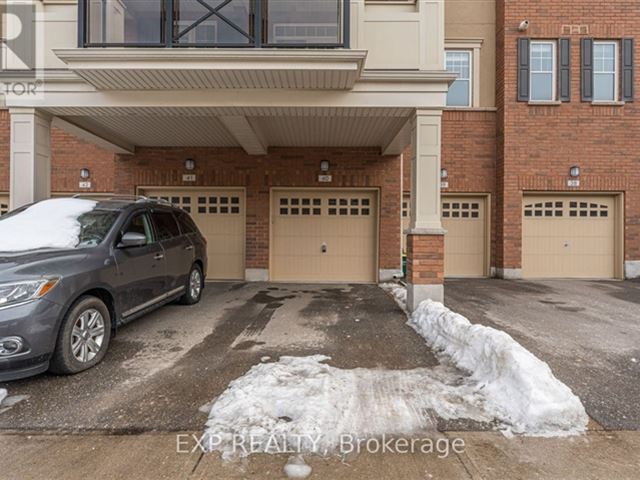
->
79;0;349;48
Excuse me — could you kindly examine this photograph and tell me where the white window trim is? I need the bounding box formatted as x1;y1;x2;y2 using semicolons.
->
445;38;483;108
529;40;557;102
593;40;619;103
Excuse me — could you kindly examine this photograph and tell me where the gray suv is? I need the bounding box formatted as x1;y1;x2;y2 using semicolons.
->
0;197;207;381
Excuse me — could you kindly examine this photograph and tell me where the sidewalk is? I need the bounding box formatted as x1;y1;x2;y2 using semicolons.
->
1;431;639;480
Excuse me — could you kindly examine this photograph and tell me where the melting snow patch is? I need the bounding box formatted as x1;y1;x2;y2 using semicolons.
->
381;283;588;437
0;389;7;406
204;355;492;459
0;198;97;252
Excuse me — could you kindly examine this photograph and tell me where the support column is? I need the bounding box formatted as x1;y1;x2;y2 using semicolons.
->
406;109;445;311
9;108;52;210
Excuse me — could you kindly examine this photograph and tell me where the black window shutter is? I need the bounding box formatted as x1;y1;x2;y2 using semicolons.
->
517;38;531;101
581;38;594;102
622;38;634;102
559;38;571;101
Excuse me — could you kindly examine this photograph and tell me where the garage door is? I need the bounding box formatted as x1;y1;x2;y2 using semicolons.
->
442;196;487;277
272;189;378;283
142;188;245;280
0;195;8;216
522;195;616;278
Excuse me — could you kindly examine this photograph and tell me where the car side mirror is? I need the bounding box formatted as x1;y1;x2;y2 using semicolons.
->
118;231;147;248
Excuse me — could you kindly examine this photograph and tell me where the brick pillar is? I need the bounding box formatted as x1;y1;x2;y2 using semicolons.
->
406;233;444;309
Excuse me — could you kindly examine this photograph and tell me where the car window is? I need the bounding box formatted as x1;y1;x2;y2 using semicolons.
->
122;212;154;245
152;211;181;241
77;210;120;248
176;211;198;235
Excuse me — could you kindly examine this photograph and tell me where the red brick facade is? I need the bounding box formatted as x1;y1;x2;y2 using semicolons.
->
0;110;116;195
0;111;8;192
496;0;640;270
113;147;402;271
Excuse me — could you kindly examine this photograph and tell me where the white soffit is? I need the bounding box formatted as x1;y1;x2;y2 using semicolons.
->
53;49;368;90
57;107;412;149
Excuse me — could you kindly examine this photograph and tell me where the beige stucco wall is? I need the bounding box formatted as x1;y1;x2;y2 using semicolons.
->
445;0;496;107
353;0;445;71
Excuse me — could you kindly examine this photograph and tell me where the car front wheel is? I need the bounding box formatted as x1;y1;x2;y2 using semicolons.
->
49;296;112;375
180;264;203;305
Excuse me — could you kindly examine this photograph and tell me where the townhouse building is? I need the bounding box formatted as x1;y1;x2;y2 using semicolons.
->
0;0;638;311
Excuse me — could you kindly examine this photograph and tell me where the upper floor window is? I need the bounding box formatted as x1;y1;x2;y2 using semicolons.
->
81;0;347;48
530;41;556;101
593;41;618;101
446;50;472;107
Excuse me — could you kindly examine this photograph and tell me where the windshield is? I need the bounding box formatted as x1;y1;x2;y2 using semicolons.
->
0;198;118;252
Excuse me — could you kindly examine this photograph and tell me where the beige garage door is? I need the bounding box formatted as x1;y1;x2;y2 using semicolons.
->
522;195;616;278
142;188;245;280
272;189;378;283
0;195;8;216
442;196;488;277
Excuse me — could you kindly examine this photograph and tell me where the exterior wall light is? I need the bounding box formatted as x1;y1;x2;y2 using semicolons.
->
320;160;330;172
569;166;580;177
80;168;90;179
184;158;196;171
441;168;449;180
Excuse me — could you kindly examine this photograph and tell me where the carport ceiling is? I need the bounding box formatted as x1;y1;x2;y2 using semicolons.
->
47;107;412;150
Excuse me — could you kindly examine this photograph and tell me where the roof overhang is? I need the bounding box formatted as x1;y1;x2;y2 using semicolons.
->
53;49;368;90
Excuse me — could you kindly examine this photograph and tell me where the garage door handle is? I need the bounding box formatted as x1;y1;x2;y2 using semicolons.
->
154;253;164;260
321;243;327;253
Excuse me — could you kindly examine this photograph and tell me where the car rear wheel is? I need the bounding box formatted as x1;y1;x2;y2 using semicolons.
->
180;264;203;305
49;296;112;375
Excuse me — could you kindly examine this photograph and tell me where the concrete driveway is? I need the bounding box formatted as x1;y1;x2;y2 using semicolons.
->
0;282;437;432
445;279;640;431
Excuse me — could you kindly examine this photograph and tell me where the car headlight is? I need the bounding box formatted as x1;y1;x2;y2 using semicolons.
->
0;278;61;308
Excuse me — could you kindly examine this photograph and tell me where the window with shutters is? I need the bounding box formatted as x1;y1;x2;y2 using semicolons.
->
530;41;556;101
593;41;618;101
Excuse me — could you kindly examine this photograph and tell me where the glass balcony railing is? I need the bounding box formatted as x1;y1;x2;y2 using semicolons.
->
79;0;349;48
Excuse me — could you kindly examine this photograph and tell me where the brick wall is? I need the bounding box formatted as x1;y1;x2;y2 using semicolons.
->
0;110;116;194
496;0;640;269
50;129;116;193
113;147;402;271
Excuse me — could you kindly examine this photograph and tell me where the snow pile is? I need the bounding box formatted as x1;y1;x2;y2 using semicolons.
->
284;456;312;479
380;282;407;310
203;355;491;459
409;299;588;436
0;389;6;406
0;198;97;252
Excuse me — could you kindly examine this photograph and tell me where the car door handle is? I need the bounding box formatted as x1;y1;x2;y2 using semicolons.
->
184;245;194;251
154;253;164;260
